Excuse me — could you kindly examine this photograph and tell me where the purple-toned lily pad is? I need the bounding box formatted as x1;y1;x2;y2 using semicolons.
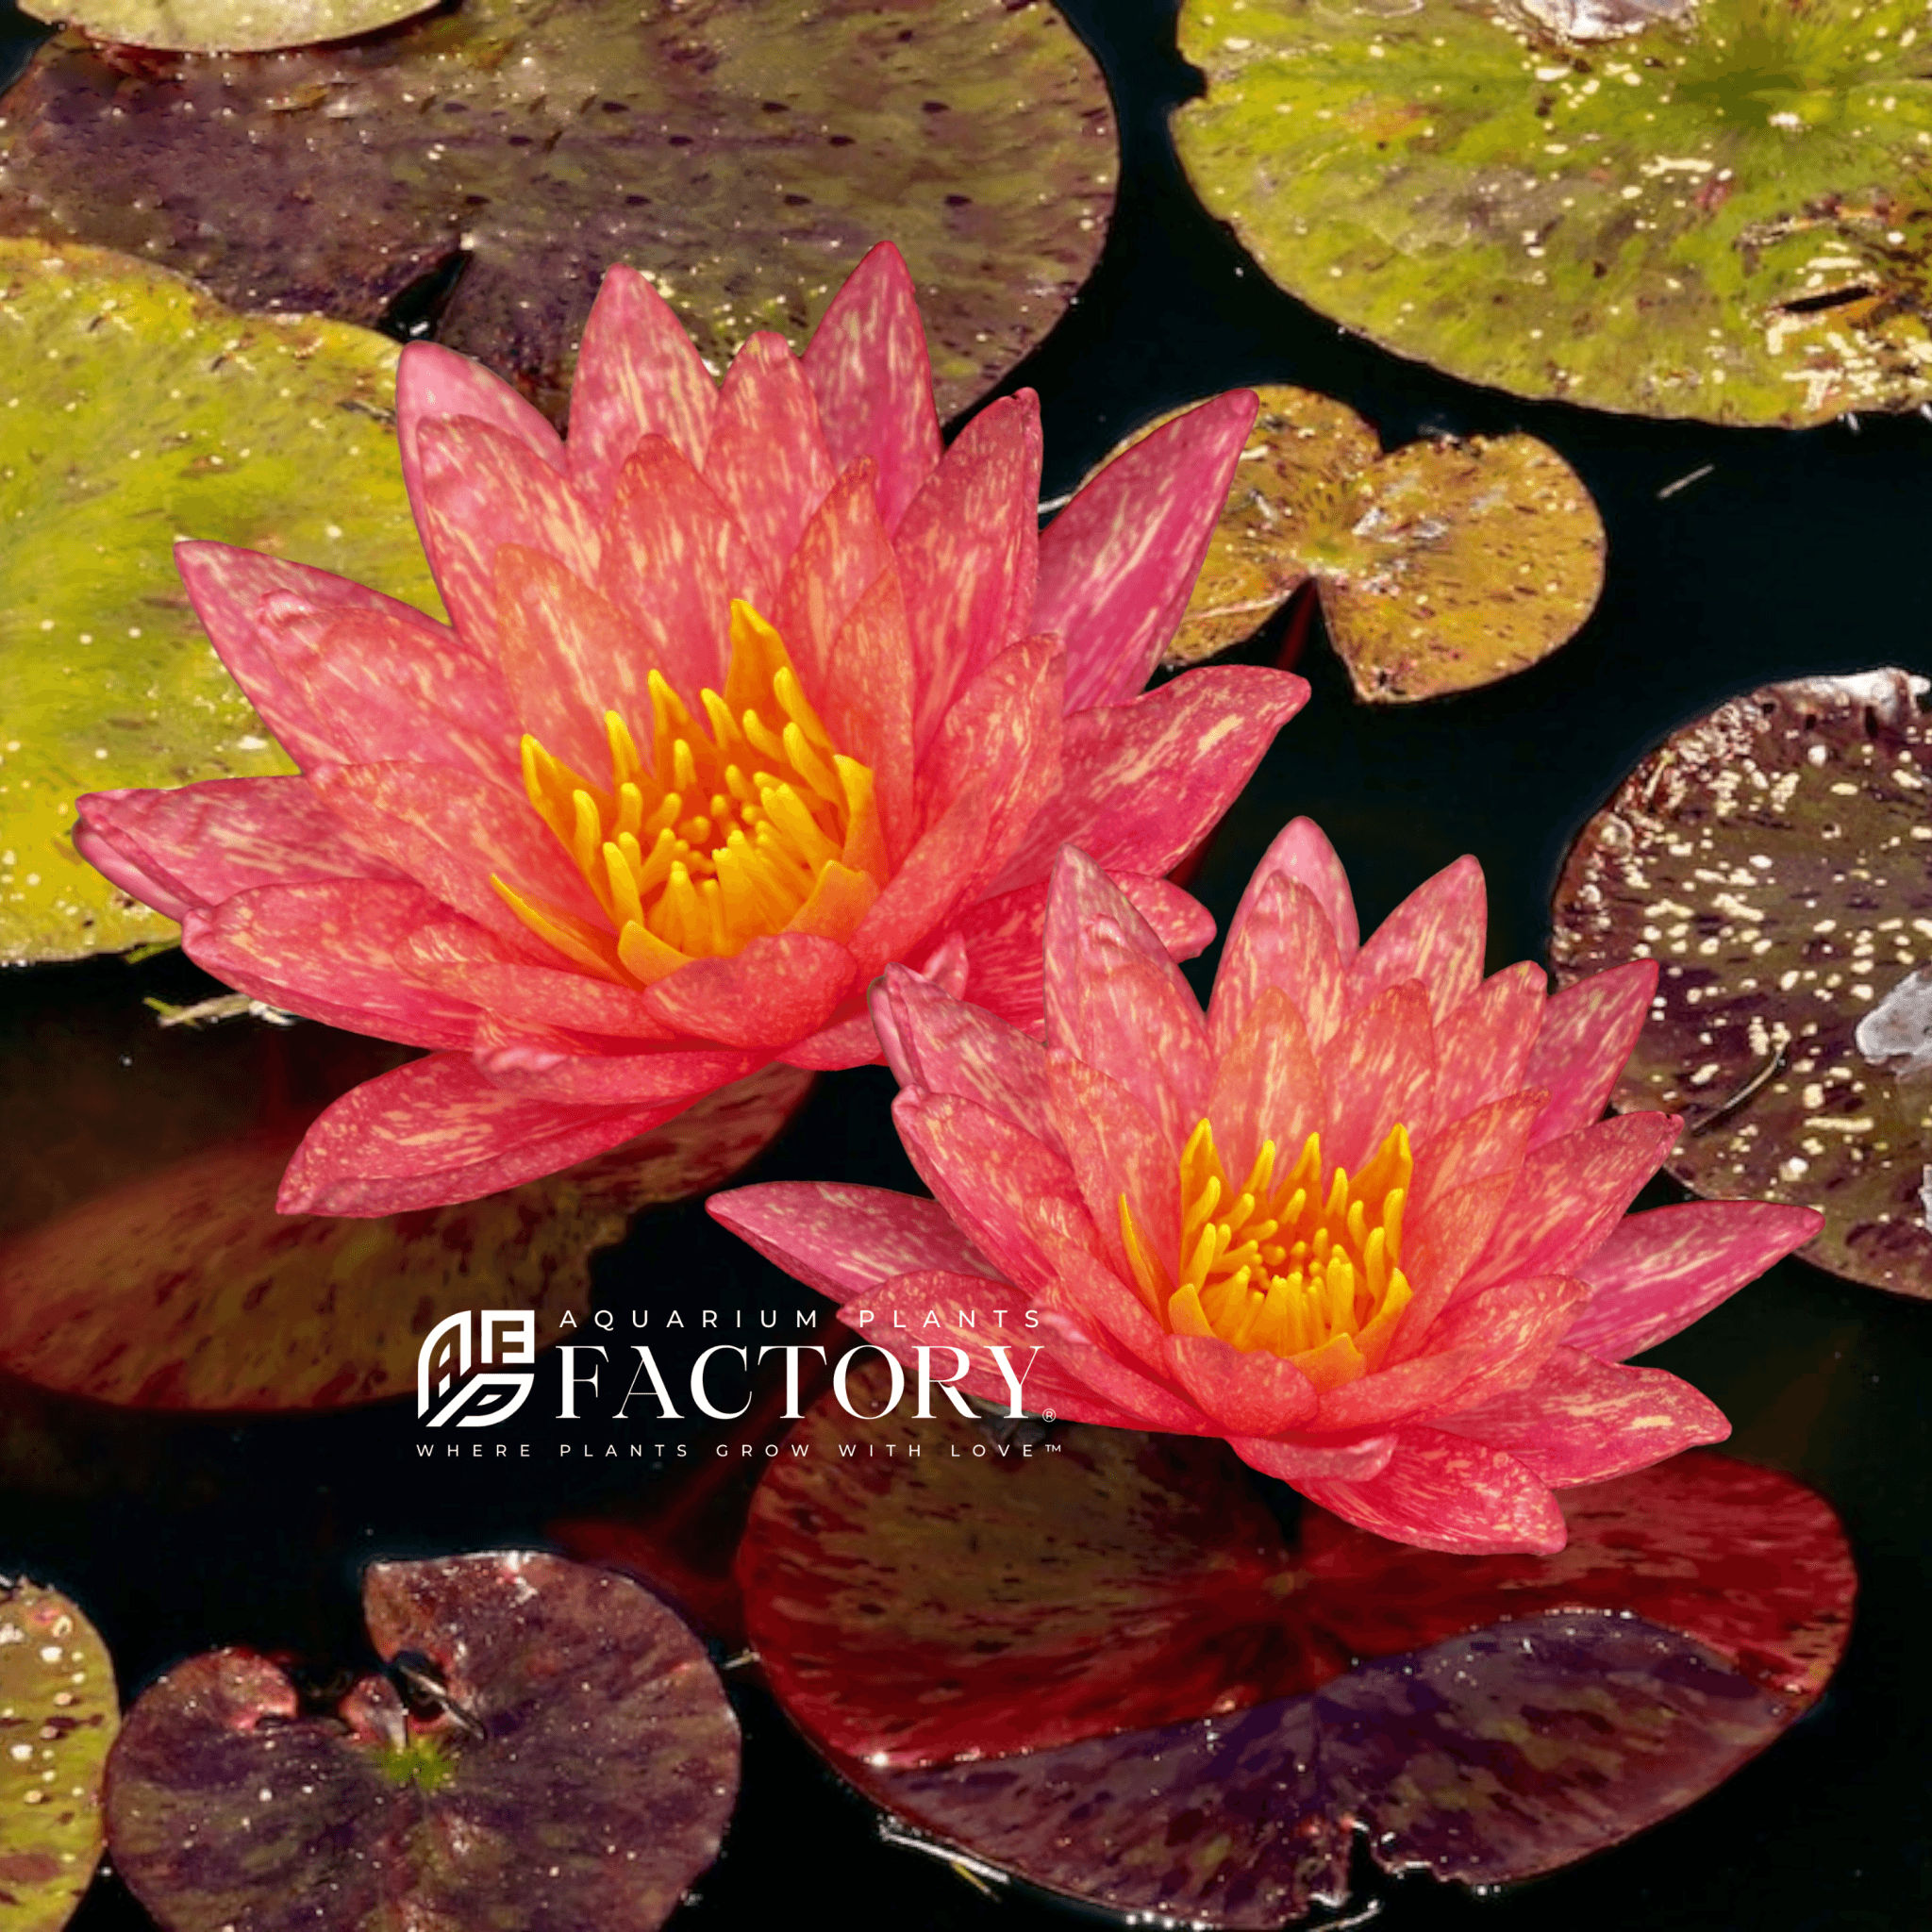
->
104;1552;739;1932
0;0;1114;425
735;1371;1854;1926
19;0;436;55
1551;668;1932;1298
0;1576;118;1932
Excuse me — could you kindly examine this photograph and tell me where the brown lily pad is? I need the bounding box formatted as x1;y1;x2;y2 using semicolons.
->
0;0;1115;425
19;0;436;55
1138;385;1604;698
0;1576;118;1932
103;1552;739;1932
1551;668;1932;1299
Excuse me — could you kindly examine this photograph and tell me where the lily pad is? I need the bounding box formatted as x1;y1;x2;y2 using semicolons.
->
0;240;441;966
104;1552;739;1932
1136;384;1604;696
0;1577;117;1932
0;0;1115;425
1174;0;1932;426
19;0;436;55
734;1369;1853;1926
1551;668;1932;1299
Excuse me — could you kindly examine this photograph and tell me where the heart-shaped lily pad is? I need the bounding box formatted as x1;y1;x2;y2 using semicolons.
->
1551;668;1932;1299
0;1576;117;1932
19;0;436;54
1133;385;1604;695
734;1369;1853;1926
0;0;1114;425
0;239;441;966
1174;0;1932;426
104;1551;740;1932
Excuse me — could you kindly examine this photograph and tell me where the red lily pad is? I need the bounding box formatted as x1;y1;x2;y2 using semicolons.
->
1550;668;1932;1299
735;1369;1854;1926
0;1576;118;1932
103;1552;739;1932
0;0;1114;424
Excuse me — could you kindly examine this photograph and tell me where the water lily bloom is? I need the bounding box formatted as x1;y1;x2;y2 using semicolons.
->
712;827;1823;1555
75;244;1306;1215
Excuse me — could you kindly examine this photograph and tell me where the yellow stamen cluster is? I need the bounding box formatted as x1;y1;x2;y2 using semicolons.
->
1120;1119;1414;1384
494;603;885;983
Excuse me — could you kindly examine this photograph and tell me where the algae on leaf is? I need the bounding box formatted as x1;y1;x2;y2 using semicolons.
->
1175;0;1932;425
0;242;441;965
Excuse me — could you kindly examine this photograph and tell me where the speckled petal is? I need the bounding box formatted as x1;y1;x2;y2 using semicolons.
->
1317;979;1438;1173
1348;856;1486;1024
396;339;565;537
1433;962;1548;1127
1208;984;1324;1186
642;934;858;1048
1524;959;1659;1150
702;332;838;575
871;961;1055;1142
1209;873;1347;1058
1162;1330;1320;1435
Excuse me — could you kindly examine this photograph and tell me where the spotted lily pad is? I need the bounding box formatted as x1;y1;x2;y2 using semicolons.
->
0;240;441;965
1174;0;1932;426
0;1577;117;1932
104;1552;739;1932
1135;385;1604;695
735;1371;1853;1926
19;0;436;54
0;0;1114;425
1551;669;1932;1298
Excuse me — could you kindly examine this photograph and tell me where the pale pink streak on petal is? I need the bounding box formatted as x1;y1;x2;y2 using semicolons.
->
1208;874;1346;1058
1229;1433;1398;1483
1408;1091;1544;1217
1349;855;1486;1024
1441;1347;1729;1485
643;934;857;1047
396;341;564;533
1162;1332;1319;1435
1565;1200;1823;1360
1433;961;1546;1126
872;962;1056;1144
849;774;997;978
780;1009;886;1071
1294;1425;1567;1556
1524;958;1658;1149
893;392;1042;752
991;666;1308;891
1031;1308;1213;1432
397;924;678;1040
1207;984;1323;1184
1037;390;1259;709
702;332;838;574
1317;979;1438;1173
1395;1170;1518;1354
1046;1050;1178;1276
708;1184;1002;1301
473;1021;763;1106
817;561;921;861
183;881;479;1049
802;242;943;535
1227;814;1359;965
774;466;900;738
278;1053;690;1216
416;416;602;657
1031;1220;1170;1360
566;266;720;513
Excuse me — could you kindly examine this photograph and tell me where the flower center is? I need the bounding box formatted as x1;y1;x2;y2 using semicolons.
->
494;602;886;982
1119;1119;1415;1381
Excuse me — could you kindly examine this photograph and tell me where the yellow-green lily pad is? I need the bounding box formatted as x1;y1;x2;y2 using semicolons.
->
0;240;441;966
19;0;435;54
0;1576;117;1932
1174;0;1932;426
1139;385;1604;699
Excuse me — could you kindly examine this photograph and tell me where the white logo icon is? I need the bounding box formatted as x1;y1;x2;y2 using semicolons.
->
417;1310;537;1427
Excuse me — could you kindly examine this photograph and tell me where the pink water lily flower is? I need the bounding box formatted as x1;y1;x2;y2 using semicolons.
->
75;244;1305;1215
713;828;1823;1555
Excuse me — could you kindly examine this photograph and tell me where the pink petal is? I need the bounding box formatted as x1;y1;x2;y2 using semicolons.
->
702;332;837;573
278;1053;689;1216
1293;1425;1568;1556
1161;1331;1319;1435
893;392;1042;752
1441;1346;1730;1485
1030;1307;1214;1433
1348;855;1486;1024
1046;1049;1178;1277
871;962;1055;1144
1433;961;1547;1127
1208;874;1347;1058
1207;983;1323;1185
565;266;720;514
1396;1170;1520;1351
780;1009;887;1071
182;881;479;1048
1564;1200;1824;1361
1224;814;1359;965
396;341;564;534
989;666;1308;891
1317;979;1438;1173
642;934;858;1048
398;923;676;1040
801;242;943;536
708;1182;1001;1301
1036;390;1259;708
1030;1215;1171;1359
848;775;999;980
1408;1091;1545;1215
1229;1433;1397;1483
473;1021;763;1107
416;416;602;656
1524;958;1658;1150
75;777;401;920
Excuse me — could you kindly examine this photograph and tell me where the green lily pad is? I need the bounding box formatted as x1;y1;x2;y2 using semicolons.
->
1138;385;1603;697
0;1576;117;1932
1174;0;1932;426
0;0;1115;425
19;0;436;55
0;240;442;966
1551;669;1932;1299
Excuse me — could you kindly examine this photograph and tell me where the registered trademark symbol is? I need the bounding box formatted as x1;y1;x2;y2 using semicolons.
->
1041;1410;1057;1422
